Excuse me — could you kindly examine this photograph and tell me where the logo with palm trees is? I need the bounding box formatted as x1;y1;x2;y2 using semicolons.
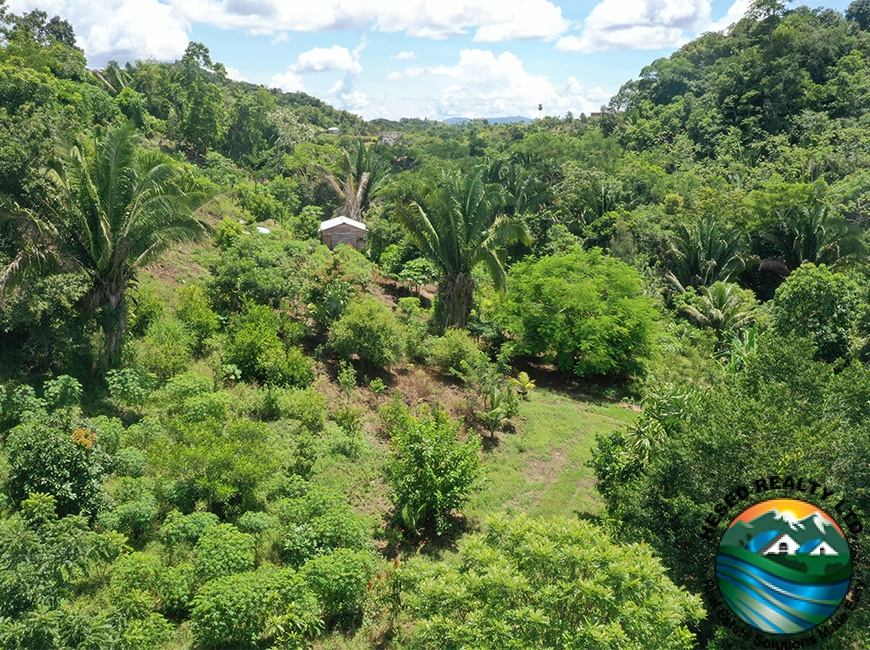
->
716;498;852;635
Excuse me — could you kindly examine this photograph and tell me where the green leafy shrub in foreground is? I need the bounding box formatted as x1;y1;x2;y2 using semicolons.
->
382;400;481;535
395;513;704;649
190;565;321;649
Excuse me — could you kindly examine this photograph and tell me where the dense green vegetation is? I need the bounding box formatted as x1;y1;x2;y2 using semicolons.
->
1;0;870;647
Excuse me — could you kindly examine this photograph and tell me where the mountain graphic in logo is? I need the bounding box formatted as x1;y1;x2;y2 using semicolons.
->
716;498;852;635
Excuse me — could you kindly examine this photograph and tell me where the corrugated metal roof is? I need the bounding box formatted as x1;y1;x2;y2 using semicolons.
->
319;216;367;231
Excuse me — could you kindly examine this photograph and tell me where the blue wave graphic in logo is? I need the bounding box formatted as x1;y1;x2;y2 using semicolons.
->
716;551;851;634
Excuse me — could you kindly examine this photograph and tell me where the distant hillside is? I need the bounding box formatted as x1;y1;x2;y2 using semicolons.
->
442;116;533;125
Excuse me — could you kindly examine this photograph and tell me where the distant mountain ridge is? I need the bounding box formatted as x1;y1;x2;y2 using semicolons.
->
442;116;533;125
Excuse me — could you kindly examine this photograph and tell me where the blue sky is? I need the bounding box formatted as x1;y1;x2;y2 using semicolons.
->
8;0;856;120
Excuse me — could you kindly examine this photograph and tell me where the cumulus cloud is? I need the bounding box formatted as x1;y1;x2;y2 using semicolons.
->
392;49;609;119
390;50;417;61
269;70;305;93
291;45;363;74
170;0;567;40
557;0;711;53
225;66;248;82
9;0;190;65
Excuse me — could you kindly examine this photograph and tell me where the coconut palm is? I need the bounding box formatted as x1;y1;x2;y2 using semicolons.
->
317;141;388;222
395;167;531;329
1;123;210;367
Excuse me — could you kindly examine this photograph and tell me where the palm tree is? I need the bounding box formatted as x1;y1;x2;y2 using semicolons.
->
666;215;748;288
1;124;210;367
395;167;531;329
679;281;756;340
317;141;388;222
768;202;864;270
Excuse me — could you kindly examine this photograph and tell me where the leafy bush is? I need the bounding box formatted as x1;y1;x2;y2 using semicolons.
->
159;511;220;549
150;418;278;518
190;565;321;649
175;284;219;356
193;524;256;584
329;297;404;368
136;318;193;383
153;371;213;408
236;510;277;536
497;248;658;377
120;612;174;650
270;484;371;567
224;302;313;387
394;513;704;649
181;391;233;423
771;262;859;362
6;421;109;516
300;548;378;630
98;478;159;538
382;402;481;535
257;386;326;431
107;368;157;407
424;328;486;374
114;447;148;477
128;284;165;337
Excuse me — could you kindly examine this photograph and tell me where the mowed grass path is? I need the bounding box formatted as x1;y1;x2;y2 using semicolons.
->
467;388;639;522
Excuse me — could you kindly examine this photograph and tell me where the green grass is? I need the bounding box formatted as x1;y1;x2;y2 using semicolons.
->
467;388;639;522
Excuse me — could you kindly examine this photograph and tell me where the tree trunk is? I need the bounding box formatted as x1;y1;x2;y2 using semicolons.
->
97;294;128;371
438;273;476;330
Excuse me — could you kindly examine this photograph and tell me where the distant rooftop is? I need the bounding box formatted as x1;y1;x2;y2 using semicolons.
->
319;216;366;231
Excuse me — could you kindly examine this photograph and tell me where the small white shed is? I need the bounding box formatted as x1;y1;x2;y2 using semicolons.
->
319;216;367;251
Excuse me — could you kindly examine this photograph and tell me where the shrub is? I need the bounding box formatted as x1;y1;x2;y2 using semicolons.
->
193;524;256;584
329;297;404;368
121;613;174;650
98;478;159;538
382;403;481;535
771;263;859;363
424;328;486;374
107;368;157;407
175;284;219;356
136;319;194;383
181;391;233;423
395;513;704;649
155;562;196;618
5;421;109;516
114;447;148;477
300;548;378;630
271;486;371;567
190;565;321;649
497;248;658;377
224;303;313;387
236;511;277;536
159;511;220;548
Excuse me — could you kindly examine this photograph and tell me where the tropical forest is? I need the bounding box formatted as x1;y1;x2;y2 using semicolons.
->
0;0;868;647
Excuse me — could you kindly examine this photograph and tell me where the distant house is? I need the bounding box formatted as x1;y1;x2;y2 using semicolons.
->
326;127;340;135
380;131;401;145
762;532;800;556
320;216;366;251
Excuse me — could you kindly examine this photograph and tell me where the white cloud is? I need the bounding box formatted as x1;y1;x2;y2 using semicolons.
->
9;0;191;65
390;50;417;61
291;44;362;74
269;70;305;93
224;66;248;82
170;0;567;40
707;0;750;33
558;0;711;53
399;49;609;119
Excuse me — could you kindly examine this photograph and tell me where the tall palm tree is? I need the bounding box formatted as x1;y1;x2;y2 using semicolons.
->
317;141;388;222
395;167;531;329
666;215;748;288
1;124;210;367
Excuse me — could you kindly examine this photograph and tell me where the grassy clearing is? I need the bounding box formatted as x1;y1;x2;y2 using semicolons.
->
467;388;639;522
